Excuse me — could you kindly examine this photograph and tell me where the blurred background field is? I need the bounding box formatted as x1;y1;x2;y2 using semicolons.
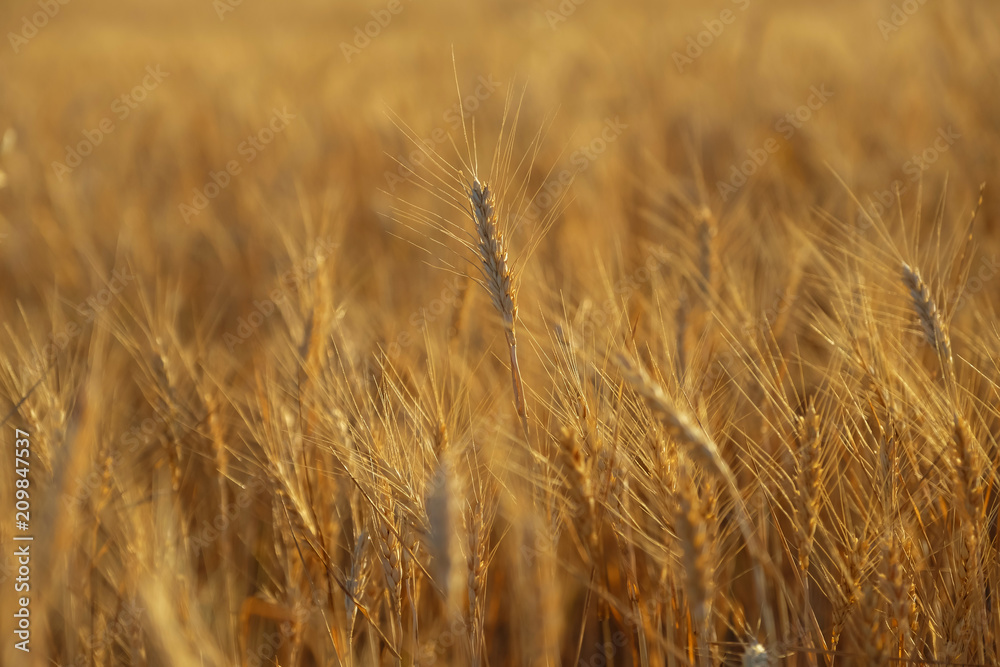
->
0;0;999;665
0;0;995;362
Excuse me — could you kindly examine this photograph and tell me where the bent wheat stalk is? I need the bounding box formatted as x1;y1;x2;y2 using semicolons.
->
616;354;777;649
468;178;527;421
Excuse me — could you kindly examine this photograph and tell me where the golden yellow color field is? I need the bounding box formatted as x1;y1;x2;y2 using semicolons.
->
0;0;997;665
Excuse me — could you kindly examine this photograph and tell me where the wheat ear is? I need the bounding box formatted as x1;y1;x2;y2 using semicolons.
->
901;263;955;382
345;529;371;647
468;179;526;419
791;402;821;661
466;498;487;667
676;467;713;667
558;426;597;558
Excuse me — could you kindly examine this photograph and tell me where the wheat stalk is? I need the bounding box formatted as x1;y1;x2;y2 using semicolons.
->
468;179;526;421
882;533;912;659
831;529;869;653
858;577;890;667
950;414;986;664
790;402;822;664
676;467;713;667
615;354;777;649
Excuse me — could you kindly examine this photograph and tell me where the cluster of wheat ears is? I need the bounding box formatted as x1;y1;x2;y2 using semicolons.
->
1;17;999;667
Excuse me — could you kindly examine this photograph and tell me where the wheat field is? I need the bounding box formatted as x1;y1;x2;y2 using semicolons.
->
0;0;998;665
